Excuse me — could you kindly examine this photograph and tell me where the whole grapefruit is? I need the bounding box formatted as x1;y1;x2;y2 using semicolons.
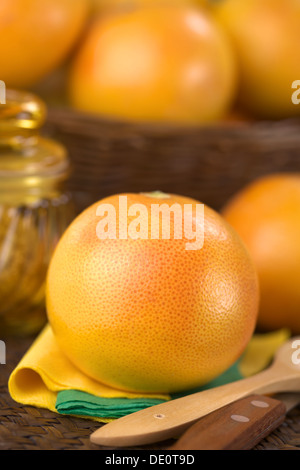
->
69;5;237;124
46;192;259;393
0;0;89;88
222;174;300;334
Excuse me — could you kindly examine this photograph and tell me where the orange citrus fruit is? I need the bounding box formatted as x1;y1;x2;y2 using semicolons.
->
46;192;259;393
0;0;89;88
222;174;300;334
213;0;300;119
69;5;237;124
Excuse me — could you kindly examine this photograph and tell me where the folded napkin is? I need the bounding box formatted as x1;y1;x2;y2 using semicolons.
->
8;324;290;423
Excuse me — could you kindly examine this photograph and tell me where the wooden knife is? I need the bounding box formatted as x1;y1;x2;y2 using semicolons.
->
168;393;299;450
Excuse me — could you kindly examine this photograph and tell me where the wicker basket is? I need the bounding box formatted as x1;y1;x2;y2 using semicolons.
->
44;107;300;214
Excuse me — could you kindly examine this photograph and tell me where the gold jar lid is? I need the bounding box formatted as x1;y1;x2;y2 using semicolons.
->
0;90;70;193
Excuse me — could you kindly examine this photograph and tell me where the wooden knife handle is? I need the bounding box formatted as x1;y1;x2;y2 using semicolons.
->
169;394;286;450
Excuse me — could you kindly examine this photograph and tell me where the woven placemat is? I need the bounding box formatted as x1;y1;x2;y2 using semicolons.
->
1;334;300;451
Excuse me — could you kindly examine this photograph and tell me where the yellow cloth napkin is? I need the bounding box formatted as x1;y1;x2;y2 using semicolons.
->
8;324;290;423
8;325;169;423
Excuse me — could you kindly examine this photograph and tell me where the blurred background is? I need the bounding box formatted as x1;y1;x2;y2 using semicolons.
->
1;0;300;336
1;0;300;210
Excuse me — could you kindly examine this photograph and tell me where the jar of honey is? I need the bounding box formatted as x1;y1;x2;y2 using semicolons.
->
0;90;73;336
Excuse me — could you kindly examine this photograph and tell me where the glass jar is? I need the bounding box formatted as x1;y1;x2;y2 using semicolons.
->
0;90;73;336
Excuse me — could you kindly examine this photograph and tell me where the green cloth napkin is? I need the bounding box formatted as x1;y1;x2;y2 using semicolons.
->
56;391;166;418
55;361;243;418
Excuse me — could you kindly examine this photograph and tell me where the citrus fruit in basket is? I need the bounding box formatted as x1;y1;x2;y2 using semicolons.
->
0;0;89;88
222;174;300;334
46;192;259;393
69;5;237;124
213;0;300;119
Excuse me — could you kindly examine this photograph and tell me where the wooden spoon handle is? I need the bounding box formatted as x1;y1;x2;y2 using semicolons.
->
169;394;286;450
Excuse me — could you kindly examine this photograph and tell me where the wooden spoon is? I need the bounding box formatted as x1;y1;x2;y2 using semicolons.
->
90;337;300;447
